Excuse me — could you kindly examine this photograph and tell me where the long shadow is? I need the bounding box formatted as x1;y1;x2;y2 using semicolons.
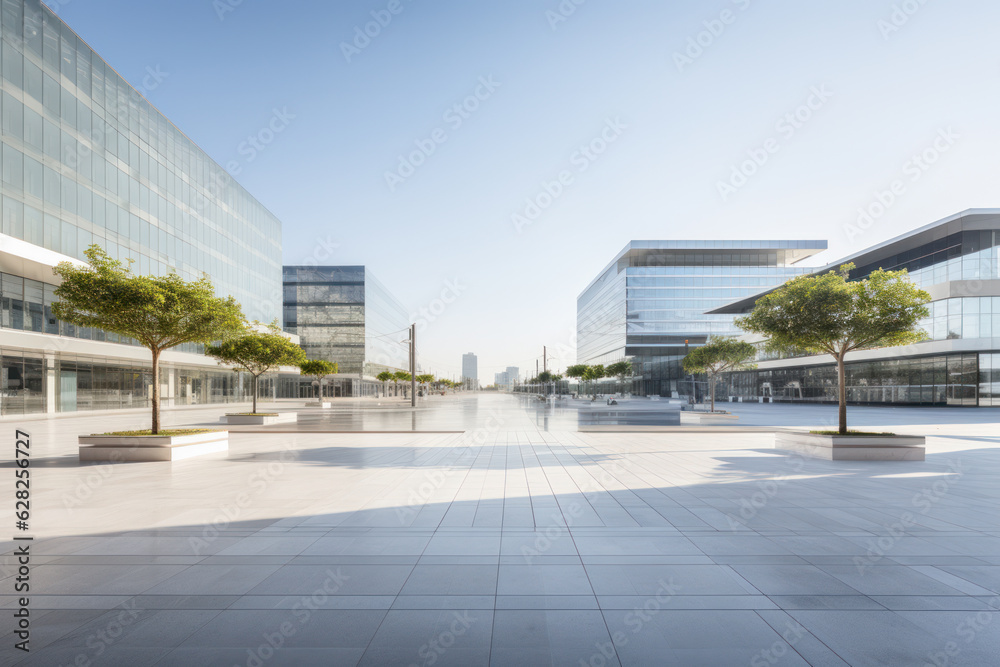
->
3;443;1000;665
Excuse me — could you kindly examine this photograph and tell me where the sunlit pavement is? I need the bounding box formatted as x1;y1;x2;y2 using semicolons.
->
2;394;1000;665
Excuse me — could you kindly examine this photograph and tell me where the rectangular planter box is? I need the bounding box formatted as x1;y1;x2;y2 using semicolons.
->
305;401;332;408
222;412;298;425
775;431;925;461
79;431;229;462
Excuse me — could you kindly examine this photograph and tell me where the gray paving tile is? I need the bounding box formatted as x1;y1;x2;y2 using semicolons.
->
179;609;386;648
247;564;413;596
497;563;594;596
584;564;748;596
358;609;493;667
603;609;808;667
491;609;619;667
399;564;498;596
731;564;863;596
142;564;282;596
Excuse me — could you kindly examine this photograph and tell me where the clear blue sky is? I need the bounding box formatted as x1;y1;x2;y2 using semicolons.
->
52;0;1000;380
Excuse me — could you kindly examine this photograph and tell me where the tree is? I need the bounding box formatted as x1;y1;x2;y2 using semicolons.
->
416;373;434;395
206;324;306;414
606;360;633;395
53;245;245;434
736;263;930;434
393;370;411;397
582;364;606;398
376;371;394;397
300;359;337;399
566;364;588;396
682;337;756;413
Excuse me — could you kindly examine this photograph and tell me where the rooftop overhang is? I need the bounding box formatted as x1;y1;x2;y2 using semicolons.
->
0;234;84;285
708;208;1000;315
578;239;827;300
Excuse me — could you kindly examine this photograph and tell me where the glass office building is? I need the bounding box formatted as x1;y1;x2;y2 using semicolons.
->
715;209;1000;406
0;0;284;415
577;240;825;397
281;266;409;397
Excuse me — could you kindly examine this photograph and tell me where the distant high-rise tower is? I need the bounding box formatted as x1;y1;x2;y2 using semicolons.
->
462;353;478;386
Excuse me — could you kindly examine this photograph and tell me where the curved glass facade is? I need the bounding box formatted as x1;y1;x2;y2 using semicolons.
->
577;241;825;397
723;213;1000;406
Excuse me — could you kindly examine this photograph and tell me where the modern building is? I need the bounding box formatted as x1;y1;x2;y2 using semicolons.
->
462;352;477;386
0;0;285;416
715;209;1000;407
493;365;518;390
281;265;409;398
577;240;825;397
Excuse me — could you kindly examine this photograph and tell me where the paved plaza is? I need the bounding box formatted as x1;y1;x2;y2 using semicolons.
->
3;395;1000;665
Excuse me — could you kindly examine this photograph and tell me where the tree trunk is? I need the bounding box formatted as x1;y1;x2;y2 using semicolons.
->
316;377;321;400
837;354;847;435
151;347;161;434
252;374;258;414
709;374;716;413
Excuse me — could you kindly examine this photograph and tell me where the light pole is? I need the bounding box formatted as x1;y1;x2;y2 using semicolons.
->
400;324;416;407
409;324;415;407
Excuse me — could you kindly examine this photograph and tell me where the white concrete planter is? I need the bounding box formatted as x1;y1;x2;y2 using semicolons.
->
775;431;925;461
305;401;332;408
680;411;738;425
79;431;229;462
222;412;298;425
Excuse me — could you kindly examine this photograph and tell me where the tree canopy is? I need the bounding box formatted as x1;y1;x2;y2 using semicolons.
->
206;323;306;413
299;359;337;399
606;360;633;380
53;245;245;433
736;263;930;432
682;337;756;413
